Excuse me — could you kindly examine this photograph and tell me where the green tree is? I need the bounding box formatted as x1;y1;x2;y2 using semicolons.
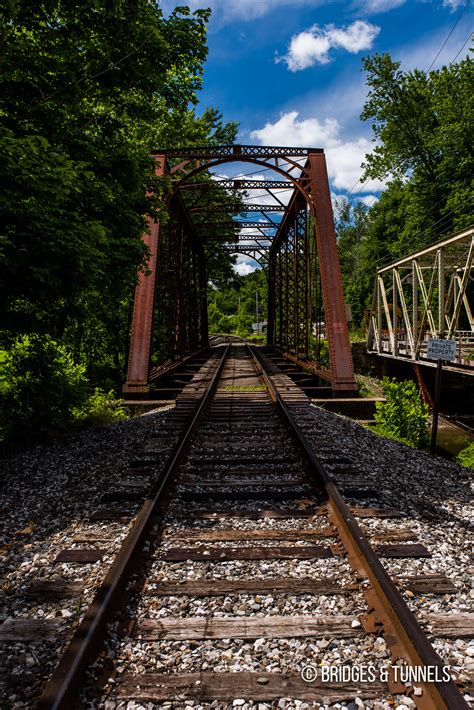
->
0;335;88;448
336;198;370;327
0;0;211;354
337;52;473;332
0;1;244;448
0;2;241;390
208;268;268;337
361;53;473;248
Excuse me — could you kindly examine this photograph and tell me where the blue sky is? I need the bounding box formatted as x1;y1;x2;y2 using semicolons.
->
162;0;472;273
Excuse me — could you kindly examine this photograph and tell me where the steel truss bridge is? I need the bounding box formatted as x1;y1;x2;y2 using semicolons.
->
124;145;357;395
367;225;474;374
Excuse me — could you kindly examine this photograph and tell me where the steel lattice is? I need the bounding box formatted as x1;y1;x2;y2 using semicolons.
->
124;146;356;394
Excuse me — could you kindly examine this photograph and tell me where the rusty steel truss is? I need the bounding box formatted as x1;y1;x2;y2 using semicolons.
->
124;145;357;394
367;225;474;372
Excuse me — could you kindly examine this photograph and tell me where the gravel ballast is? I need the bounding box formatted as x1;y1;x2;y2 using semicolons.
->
0;388;472;709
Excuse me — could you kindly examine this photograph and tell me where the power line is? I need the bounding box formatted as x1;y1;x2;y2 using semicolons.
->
373;194;473;268
427;0;471;72
451;29;473;63
345;175;371;198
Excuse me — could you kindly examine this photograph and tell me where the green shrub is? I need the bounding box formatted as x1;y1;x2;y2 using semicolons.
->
73;388;128;426
315;339;330;369
456;443;474;469
373;378;430;448
0;335;88;447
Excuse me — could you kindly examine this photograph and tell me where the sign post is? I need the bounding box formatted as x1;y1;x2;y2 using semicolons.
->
426;338;456;454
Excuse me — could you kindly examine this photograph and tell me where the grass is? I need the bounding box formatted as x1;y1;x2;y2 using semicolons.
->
355;373;385;398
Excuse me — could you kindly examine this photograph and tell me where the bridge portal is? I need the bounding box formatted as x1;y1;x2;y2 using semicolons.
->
123;145;357;396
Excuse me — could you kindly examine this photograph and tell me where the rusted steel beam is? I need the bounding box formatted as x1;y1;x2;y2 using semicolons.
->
198;245;209;348
197;220;278;229
308;152;357;393
267;256;276;345
123;154;166;394
155;145;322;159
179;180;293;190
190;204;285;213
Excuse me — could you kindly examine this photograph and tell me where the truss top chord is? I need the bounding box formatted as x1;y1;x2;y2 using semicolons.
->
154;145;323;159
198;221;279;229
178;180;295;190
377;225;474;274
190;204;286;213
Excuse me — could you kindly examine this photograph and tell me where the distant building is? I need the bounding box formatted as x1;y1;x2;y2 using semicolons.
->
252;321;267;333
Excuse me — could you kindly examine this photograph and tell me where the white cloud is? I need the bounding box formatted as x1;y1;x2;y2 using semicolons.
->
356;0;405;13
443;0;465;9
233;255;258;275
358;194;379;206
280;20;380;71
234;262;256;275
249;110;385;193
326;137;384;191
250;111;340;146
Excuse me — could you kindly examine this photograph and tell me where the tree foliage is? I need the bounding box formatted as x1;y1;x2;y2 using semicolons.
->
361;53;473;244
0;335;88;447
0;1;241;448
337;53;473;329
0;2;239;368
208;269;268;337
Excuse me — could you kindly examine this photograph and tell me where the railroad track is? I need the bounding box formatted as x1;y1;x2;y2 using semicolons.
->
2;344;472;708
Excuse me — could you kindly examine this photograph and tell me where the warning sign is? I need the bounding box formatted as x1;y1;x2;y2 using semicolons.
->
426;338;456;361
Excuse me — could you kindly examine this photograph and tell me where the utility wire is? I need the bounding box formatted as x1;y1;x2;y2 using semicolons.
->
451;29;473;63
372;194;473;268
427;0;471;71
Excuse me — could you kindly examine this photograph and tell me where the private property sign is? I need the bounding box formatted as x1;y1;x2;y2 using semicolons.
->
426;338;457;361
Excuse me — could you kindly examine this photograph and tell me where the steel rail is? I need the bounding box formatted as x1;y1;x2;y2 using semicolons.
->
248;344;468;710
37;344;230;710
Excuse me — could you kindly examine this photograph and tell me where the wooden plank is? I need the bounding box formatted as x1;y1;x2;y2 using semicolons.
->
24;580;84;599
138;615;362;641
166;528;334;542
398;575;458;595
188;509;319;520
350;506;402;518
376;543;430;558
179;478;307;488
55;549;104;563
116;672;388;702
188;456;299;465
161;546;333;561
89;508;131;521
0;619;61;641
425;614;474;638
72;532;114;543
180;491;308;502
145;578;350;597
100;491;146;503
188;468;304;478
129;460;159;468
339;486;378;497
